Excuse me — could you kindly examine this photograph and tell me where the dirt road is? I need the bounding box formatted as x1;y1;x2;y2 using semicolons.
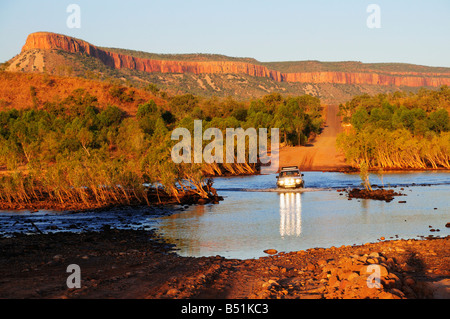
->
279;105;350;171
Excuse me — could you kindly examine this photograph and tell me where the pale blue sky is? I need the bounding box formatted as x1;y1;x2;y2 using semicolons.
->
1;0;449;67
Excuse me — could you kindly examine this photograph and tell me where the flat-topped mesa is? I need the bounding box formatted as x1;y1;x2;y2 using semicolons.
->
21;32;283;81
21;32;450;87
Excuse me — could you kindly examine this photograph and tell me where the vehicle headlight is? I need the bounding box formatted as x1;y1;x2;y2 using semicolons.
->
295;179;301;183
279;180;284;185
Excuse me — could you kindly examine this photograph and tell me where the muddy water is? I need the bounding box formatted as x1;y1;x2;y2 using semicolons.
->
153;171;450;259
0;171;449;260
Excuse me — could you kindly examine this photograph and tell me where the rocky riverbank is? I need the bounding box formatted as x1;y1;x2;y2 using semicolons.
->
0;229;448;299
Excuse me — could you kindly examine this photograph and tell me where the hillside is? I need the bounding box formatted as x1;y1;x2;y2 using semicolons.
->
4;32;450;104
0;71;164;115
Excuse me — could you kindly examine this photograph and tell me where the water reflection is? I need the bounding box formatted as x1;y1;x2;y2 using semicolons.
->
279;192;302;238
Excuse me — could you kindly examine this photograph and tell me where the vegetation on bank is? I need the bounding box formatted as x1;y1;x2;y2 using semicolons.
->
337;86;450;170
0;85;323;208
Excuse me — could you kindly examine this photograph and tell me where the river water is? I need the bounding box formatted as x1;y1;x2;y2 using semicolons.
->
0;171;449;260
152;171;450;259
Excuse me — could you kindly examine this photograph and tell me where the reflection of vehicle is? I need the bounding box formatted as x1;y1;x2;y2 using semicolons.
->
276;166;304;188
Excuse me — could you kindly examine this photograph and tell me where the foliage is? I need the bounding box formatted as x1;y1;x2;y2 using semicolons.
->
109;85;135;103
0;88;324;206
337;86;450;169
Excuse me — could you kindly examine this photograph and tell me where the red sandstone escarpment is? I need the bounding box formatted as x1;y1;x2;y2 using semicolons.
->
21;32;450;87
282;71;450;87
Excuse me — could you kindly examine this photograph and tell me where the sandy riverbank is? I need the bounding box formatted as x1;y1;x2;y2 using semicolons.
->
1;229;448;299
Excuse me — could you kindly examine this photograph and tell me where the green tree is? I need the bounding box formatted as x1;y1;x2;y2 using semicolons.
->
428;109;450;132
99;105;124;127
351;108;369;131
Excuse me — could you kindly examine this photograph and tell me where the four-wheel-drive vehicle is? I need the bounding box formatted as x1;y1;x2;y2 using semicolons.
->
276;166;305;188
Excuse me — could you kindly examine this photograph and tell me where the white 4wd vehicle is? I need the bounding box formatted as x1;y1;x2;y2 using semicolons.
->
276;166;305;189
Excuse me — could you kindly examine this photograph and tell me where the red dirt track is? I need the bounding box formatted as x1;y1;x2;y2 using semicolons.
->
279;105;349;171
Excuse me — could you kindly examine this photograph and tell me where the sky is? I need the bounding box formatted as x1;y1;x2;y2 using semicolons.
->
1;0;449;67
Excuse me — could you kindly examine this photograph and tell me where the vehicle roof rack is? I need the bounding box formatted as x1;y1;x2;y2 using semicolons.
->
280;166;299;171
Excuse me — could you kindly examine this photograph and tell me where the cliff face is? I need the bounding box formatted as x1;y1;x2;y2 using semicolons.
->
283;71;450;87
21;32;450;88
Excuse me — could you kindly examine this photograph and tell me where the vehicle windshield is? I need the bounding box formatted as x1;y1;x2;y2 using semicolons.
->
280;171;299;177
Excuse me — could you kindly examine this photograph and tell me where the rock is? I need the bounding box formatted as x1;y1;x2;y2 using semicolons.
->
357;256;368;264
298;293;323;299
306;263;316;271
264;249;278;255
390;288;406;298
404;277;415;286
338;256;352;266
346;272;360;281
388;272;401;283
339;279;350;290
328;275;340;288
166;288;180;296
322;264;335;273
378;291;399;299
381;277;395;289
317;259;327;267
